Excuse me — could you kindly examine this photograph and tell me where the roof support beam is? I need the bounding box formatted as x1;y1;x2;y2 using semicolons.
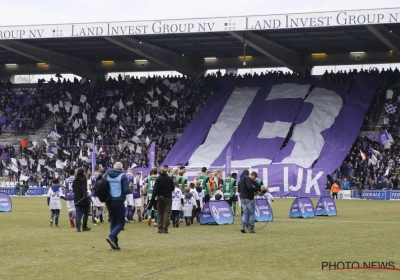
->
104;36;202;77
0;40;100;79
366;25;400;56
229;31;307;74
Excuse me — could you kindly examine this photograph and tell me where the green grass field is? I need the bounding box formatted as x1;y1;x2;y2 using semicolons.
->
0;197;399;280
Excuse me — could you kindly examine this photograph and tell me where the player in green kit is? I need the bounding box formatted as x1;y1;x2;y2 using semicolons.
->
223;173;237;213
144;167;158;227
195;167;210;203
175;168;188;191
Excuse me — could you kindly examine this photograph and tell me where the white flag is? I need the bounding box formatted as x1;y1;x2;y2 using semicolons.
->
71;105;80;116
37;164;41;172
80;94;87;103
136;145;142;154
152;100;159;107
126;101;133;106
156;87;161;94
53;104;59;113
119;125;125;132
42;138;48;146
48;131;61;139
164;96;170;102
145;114;151;123
66;92;72;99
46;153;54;158
127;143;135;151
39;159;45;166
59;101;64;108
157;116;167;121
64;102;72;112
80;133;87;140
147;91;154;98
63;150;70;155
131;136;141;143
372;149;381;156
56;160;65;169
18;158;27;165
20;174;29;181
145;136;150;146
140;77;146;84
171;100;178;108
118;99;124;110
99;107;107;113
32;141;39;147
96;112;105;121
82;112;87;124
109;114;117;120
46;103;53;111
73;119;80;130
163;79;171;86
94;126;98;133
169;113;176;120
135;126;144;136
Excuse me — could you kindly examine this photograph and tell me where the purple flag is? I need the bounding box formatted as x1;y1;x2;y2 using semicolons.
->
92;137;96;173
22;96;31;107
225;146;232;176
378;130;390;146
149;142;156;169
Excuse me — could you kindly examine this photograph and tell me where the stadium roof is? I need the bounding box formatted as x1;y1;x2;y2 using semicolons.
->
1;8;400;78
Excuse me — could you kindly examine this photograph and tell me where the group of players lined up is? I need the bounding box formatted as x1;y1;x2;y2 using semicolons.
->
47;165;273;228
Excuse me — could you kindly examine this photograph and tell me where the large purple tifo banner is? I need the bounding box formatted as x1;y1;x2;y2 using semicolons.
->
164;75;379;198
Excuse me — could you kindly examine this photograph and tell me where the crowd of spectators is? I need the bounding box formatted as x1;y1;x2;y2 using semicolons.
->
328;68;400;192
1;68;400;191
0;72;221;187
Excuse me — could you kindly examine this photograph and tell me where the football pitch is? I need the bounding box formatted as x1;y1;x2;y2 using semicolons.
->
1;197;399;280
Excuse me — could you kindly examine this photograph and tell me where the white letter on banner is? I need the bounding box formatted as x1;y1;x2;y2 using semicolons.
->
305;169;323;196
284;167;303;192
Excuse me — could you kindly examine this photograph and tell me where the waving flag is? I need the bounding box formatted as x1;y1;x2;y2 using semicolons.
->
92;137;96;174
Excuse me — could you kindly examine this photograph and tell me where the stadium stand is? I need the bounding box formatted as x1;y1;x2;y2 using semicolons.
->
0;67;399;192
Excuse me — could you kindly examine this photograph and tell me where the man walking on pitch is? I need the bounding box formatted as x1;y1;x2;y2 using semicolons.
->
149;165;174;234
105;162;131;250
240;170;261;233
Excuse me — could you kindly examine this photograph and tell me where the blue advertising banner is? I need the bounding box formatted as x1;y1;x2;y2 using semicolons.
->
26;188;48;196
200;201;234;225
0;188;16;196
362;190;387;200
390;191;400;200
315;196;337;216
254;199;273;222
0;187;48;196
289;197;315;218
0;192;12;212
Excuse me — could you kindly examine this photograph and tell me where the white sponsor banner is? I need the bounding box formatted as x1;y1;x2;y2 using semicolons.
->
1;9;400;40
339;190;352;199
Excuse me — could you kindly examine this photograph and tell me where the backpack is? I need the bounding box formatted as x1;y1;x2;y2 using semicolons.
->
94;174;110;203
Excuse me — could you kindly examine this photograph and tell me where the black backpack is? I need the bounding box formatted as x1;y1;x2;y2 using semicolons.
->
94;174;110;203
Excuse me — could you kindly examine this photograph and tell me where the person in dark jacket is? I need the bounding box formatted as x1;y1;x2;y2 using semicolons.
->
149;165;175;234
72;167;91;232
105;162;131;250
240;170;261;233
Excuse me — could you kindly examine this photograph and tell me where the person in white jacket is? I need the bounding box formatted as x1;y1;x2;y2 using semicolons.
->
47;179;65;227
257;186;274;205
